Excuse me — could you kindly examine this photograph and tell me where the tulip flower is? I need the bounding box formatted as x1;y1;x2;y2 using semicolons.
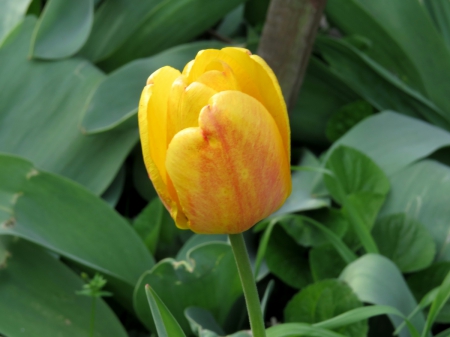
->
138;47;291;234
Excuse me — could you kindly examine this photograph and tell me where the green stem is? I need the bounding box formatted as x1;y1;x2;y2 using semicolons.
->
229;233;266;337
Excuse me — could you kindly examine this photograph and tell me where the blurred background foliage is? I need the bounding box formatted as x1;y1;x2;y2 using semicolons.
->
2;0;450;336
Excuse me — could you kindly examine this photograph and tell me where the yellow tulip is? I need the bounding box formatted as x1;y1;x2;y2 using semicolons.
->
138;47;291;234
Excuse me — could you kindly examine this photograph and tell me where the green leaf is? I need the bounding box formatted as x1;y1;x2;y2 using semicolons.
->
133;243;242;333
176;234;227;261
408;262;450;323
277;209;348;248
0;17;137;195
315;37;450;129
291;58;359;144
96;0;245;71
325;145;389;254
285;279;367;337
339;0;450;115
326;100;373;142
334;112;450;176
325;0;426;93
423;271;450;337
133;198;166;255
79;0;166;62
310;245;347;281
0;154;154;288
82;41;225;134
424;0;450;49
340;254;426;337
101;166;125;207
185;307;225;336
315;305;420;337
30;0;93;59
372;214;436;272
266;323;348;337
0;0;32;44
381;160;450;261
265;225;312;289
272;150;329;217
0;237;127;337
132;150;157;201
324;146;390;205
145;285;186;337
216;4;244;37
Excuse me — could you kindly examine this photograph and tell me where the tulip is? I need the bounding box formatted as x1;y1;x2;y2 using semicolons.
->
138;47;291;234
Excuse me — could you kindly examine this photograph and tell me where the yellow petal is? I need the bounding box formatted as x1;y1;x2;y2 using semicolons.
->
167;76;217;143
138;66;189;229
185;47;290;159
165;91;291;234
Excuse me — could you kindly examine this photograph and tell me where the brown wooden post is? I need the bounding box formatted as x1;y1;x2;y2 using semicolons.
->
257;0;327;110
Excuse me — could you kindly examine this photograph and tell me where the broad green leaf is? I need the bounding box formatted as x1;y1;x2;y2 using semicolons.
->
97;0;245;71
325;0;425;93
315;37;450;130
325;100;373;142
30;0;93;59
347;0;450;115
372;214;436;272
101;166;125;207
408;262;450;323
82;41;224;133
133;197;191;260
185;307;225;336
266;323;348;337
272;150;329;217
133;243;242;333
176;234;227;261
324;146;389;253
265;225;312;289
324;146;390;205
277;209;348;248
0;17;137;195
424;0;450;49
0;154;154;288
334;112;450;176
291;58;359;145
0;0;32;44
340;254;426;337
310;245;347;281
0;237;127;337
423;271;450;337
284;279;367;337
79;0;165;62
216;4;244;37
381;160;450;261
134;198;166;255
145;285;186;337
132;150;157;201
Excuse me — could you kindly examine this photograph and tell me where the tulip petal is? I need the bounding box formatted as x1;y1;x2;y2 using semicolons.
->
167;77;217;143
185;47;290;159
139;66;189;229
165;91;291;234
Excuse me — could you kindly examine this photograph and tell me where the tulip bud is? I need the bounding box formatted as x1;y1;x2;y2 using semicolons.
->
138;47;291;234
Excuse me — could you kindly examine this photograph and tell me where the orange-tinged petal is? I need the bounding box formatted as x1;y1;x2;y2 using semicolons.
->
185;47;290;159
138;66;189;229
165;90;291;234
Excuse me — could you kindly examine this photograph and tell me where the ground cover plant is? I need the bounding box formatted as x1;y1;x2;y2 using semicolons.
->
1;0;450;336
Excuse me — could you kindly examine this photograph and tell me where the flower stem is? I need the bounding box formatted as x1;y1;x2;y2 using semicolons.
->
229;233;266;337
